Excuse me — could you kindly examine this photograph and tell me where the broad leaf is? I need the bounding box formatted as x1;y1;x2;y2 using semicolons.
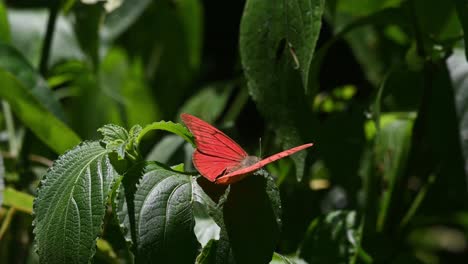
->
195;239;218;264
0;43;66;121
0;69;80;154
33;142;118;263
240;0;324;181
299;210;359;263
223;171;281;264
116;162;199;263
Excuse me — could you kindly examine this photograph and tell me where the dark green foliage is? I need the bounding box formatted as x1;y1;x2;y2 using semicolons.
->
0;0;467;263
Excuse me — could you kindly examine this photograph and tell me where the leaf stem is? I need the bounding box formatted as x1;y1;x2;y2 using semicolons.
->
1;101;17;156
39;3;59;76
0;207;16;240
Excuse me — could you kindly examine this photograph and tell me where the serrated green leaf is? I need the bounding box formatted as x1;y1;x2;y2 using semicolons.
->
2;187;34;214
33;141;118;263
137;120;195;147
116;162;198;263
99;124;129;144
0;43;66;121
299;210;360;263
0;69;81;154
240;0;323;181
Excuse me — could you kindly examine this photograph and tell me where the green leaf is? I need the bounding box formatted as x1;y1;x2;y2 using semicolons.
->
270;252;306;264
145;134;186;163
240;0;323;181
375;115;414;231
33;141;118;263
0;153;3;207
0;43;66;121
453;0;468;60
99;48;161;127
241;0;324;92
8;9;84;67
120;0;203;117
0;69;81;154
299;210;360;263
195;239;218;264
448;50;468;175
2;187;34;214
137;120;195;147
73;2;105;68
223;171;281;264
98;124;129;159
102;0;152;41
179;83;234;124
0;0;10;43
116;162;198;263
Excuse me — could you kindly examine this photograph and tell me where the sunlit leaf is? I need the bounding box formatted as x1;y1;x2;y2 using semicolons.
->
2;187;34;214
0;69;80;154
33;141;118;263
137;120;195;147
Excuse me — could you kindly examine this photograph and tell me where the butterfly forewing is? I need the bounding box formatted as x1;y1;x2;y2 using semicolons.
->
181;113;248;181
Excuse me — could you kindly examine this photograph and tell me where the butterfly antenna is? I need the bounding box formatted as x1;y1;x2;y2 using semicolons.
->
259;137;262;158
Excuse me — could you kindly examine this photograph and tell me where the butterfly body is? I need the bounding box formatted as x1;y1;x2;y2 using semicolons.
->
181;113;313;185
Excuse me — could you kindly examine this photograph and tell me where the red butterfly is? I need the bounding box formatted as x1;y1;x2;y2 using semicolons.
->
181;113;313;185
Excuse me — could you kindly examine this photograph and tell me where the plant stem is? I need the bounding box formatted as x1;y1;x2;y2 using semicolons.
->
39;3;59;76
1;101;17;157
